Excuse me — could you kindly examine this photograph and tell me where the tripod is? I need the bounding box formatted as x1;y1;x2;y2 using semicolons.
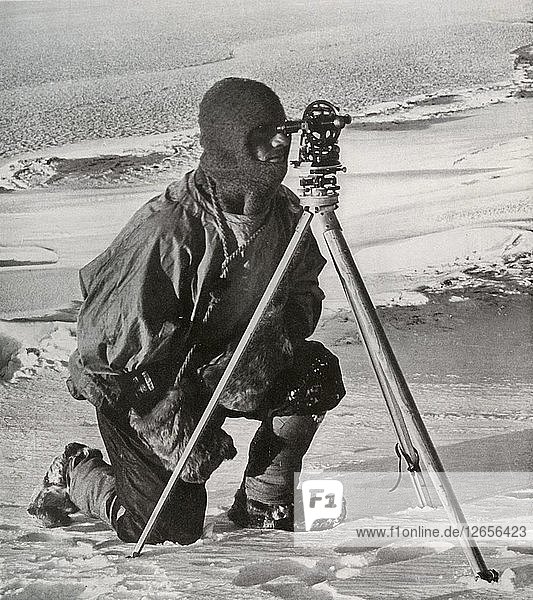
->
130;102;498;583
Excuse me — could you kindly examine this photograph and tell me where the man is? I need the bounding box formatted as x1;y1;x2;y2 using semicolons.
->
28;78;345;544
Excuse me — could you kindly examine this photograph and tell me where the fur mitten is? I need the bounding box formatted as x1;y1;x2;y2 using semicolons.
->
199;304;293;413
129;378;236;483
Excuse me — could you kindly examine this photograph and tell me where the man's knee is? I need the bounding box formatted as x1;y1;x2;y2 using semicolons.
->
271;413;322;448
114;515;204;546
95;407;208;545
112;482;207;545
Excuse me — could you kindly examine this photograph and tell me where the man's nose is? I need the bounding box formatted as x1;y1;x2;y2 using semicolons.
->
271;132;291;148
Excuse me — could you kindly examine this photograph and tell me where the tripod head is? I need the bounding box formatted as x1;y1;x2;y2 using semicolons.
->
278;100;351;210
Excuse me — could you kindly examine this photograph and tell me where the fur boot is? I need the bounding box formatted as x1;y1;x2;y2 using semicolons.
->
27;443;102;527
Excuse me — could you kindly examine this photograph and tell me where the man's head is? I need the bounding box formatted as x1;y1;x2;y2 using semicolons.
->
198;78;291;214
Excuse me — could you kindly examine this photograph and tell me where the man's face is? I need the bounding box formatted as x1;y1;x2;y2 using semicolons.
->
247;123;291;164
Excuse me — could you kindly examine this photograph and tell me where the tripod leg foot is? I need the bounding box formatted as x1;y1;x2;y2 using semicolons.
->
477;569;499;583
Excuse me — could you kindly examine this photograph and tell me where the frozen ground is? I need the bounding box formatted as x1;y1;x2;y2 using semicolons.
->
1;294;532;599
1;0;531;157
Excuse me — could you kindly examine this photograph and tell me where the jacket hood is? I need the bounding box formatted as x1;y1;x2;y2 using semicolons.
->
198;78;288;214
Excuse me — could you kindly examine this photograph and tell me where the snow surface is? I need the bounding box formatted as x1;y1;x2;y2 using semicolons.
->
0;246;58;268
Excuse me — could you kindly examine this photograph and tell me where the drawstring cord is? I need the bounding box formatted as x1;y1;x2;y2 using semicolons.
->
173;177;267;387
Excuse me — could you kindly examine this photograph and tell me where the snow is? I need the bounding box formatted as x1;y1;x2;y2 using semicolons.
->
350;83;514;127
0;245;58;268
0;321;76;382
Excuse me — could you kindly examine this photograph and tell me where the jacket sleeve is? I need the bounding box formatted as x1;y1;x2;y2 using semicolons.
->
76;192;198;377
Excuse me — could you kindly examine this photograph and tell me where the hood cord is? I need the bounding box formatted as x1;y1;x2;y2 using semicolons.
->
173;177;267;387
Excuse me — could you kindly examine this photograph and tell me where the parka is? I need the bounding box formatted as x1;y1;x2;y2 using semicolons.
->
72;170;326;410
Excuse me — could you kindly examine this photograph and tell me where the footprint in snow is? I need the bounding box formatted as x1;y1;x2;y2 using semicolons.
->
233;558;327;587
15;531;56;543
333;542;453;566
234;560;357;600
375;544;453;565
0;582;87;600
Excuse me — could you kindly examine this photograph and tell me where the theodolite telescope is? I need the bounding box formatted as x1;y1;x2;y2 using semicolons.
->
278;99;351;169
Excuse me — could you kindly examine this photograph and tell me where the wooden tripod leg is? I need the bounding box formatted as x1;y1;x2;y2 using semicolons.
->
316;208;497;582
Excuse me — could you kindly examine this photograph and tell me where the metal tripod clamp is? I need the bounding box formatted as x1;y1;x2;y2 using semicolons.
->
298;169;343;213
